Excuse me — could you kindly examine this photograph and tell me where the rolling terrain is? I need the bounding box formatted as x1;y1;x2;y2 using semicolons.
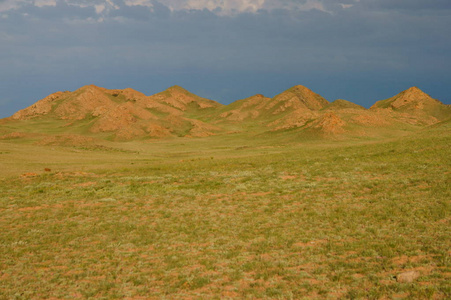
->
0;85;450;299
1;84;449;145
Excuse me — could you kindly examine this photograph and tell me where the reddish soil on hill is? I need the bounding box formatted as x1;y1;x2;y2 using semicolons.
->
5;84;450;140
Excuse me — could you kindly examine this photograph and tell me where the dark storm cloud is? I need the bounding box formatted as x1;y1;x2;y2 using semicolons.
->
358;0;451;11
0;0;450;118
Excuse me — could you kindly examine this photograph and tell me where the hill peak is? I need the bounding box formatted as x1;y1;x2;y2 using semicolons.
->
121;87;142;93
371;86;440;111
370;86;450;122
405;86;422;92
291;85;312;91
150;85;222;112
166;85;190;93
287;85;319;95
401;86;429;98
271;84;329;111
77;84;106;92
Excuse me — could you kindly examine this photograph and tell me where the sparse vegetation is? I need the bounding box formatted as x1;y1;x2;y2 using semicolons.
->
0;125;449;299
5;84;450;143
0;84;449;298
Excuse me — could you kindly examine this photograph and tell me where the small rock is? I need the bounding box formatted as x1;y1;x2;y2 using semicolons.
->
396;271;420;283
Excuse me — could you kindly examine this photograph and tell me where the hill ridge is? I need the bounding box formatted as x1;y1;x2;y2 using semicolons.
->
4;85;450;141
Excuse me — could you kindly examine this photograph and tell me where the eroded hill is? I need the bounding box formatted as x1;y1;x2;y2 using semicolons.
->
2;84;450;144
8;85;224;140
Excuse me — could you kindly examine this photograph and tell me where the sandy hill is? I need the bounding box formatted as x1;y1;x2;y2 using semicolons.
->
9;85;223;140
372;87;439;110
215;94;272;122
260;86;450;138
303;112;347;135
323;99;366;111
213;85;329;127
2;85;450;142
261;85;331;131
148;85;223;113
370;87;451;125
268;85;329;112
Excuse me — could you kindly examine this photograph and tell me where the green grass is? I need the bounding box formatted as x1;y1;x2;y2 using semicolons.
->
0;117;99;137
0;129;450;299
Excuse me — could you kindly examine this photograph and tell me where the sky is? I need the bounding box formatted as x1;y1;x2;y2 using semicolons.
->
0;0;450;118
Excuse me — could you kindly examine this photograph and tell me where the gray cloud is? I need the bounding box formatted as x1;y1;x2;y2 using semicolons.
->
358;0;451;11
0;0;450;118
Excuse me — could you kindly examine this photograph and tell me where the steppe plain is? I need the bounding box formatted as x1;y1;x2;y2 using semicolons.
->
0;85;450;299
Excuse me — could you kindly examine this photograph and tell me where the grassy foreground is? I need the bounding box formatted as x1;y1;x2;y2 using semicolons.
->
0;130;450;299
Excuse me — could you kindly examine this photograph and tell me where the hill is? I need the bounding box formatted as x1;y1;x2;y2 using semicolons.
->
8;85;224;140
2;85;449;143
323;99;366;111
371;87;451;125
212;85;330;131
148;85;222;113
264;86;450;139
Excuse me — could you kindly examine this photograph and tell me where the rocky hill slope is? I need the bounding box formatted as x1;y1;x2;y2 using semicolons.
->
2;85;450;142
370;87;451;126
9;85;223;140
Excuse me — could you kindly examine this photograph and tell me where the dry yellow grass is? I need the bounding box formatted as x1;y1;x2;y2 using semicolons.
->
0;125;450;299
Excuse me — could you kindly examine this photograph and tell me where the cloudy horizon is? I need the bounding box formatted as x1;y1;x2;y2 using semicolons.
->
1;0;450;118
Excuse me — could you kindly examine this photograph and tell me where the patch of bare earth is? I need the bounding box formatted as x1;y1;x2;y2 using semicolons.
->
11;91;69;120
269;109;318;130
0;132;34;140
34;134;98;147
305;112;346;134
187;120;222;137
351;112;392;126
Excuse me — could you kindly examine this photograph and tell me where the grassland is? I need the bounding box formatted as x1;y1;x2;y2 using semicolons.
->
0;127;450;299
